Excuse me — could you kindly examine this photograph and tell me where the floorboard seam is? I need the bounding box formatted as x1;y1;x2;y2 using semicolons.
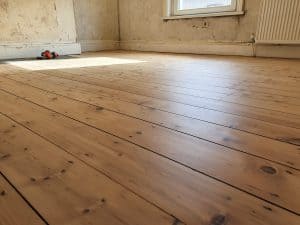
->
0;172;50;225
0;95;299;216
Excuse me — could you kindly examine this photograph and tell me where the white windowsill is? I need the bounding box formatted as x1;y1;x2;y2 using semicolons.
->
163;11;244;20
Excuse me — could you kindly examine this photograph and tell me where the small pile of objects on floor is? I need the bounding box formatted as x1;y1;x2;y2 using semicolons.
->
37;50;59;60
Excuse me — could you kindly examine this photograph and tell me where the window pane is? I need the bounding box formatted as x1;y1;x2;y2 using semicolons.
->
179;0;232;10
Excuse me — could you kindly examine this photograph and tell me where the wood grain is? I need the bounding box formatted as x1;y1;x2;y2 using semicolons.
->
54;67;300;105
0;114;178;225
0;93;299;225
40;69;300;115
1;51;299;225
1;76;299;170
9;70;300;130
0;83;299;213
3;73;300;147
0;174;45;225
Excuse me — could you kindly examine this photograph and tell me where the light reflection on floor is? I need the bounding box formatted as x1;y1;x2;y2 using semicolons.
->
6;57;146;71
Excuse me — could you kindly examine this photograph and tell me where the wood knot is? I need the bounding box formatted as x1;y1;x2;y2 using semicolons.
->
263;206;272;211
43;176;50;181
225;196;232;201
286;161;294;166
222;137;231;142
82;208;90;214
1;153;11;159
270;193;279;198
95;106;104;111
261;166;277;175
136;131;142;135
172;217;182;225
0;190;6;196
3;129;11;134
210;214;227;225
147;107;156;111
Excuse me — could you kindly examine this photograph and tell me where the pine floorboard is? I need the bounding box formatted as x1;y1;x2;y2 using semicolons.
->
0;51;299;225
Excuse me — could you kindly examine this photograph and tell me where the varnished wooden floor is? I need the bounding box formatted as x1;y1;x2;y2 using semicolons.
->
0;51;299;225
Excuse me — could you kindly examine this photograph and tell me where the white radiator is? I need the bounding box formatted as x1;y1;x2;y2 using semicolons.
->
256;0;300;44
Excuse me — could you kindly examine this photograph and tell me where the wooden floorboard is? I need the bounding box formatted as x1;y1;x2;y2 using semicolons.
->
0;113;178;225
0;51;299;225
54;53;300;94
52;67;300;105
0;76;300;169
10;70;300;129
0;173;45;225
0;90;299;225
3;73;300;145
37;69;300;115
73;66;299;98
0;84;300;212
73;68;300;105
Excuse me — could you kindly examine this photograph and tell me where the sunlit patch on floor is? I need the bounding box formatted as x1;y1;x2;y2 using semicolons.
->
6;57;147;70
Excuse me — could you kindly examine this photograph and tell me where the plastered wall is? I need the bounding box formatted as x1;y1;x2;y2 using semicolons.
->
0;0;299;59
0;0;76;43
0;0;120;58
73;0;120;51
0;0;80;59
0;0;120;59
119;0;260;43
118;0;260;56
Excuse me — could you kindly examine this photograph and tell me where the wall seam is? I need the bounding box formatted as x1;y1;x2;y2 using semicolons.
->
117;0;121;45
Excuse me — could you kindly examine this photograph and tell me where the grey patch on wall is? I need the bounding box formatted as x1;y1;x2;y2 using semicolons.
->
41;16;49;25
0;0;8;12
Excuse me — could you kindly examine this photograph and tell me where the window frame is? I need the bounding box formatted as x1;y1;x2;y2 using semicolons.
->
164;0;244;20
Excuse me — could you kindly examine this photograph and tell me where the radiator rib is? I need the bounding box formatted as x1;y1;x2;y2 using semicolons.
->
256;0;300;44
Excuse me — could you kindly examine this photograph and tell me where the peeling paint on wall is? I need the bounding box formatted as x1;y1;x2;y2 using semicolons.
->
0;0;8;12
0;0;76;44
73;0;119;42
119;0;261;44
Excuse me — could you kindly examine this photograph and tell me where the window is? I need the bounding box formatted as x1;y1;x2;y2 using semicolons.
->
164;0;244;19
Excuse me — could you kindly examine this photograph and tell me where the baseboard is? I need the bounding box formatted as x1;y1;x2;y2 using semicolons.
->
255;44;300;59
2;41;297;59
120;40;254;57
80;40;120;52
0;42;81;60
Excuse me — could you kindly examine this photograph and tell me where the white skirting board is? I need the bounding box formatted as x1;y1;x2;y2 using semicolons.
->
120;40;254;57
0;42;81;60
80;40;120;52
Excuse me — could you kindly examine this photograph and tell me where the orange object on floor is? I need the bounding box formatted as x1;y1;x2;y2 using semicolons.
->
37;50;59;60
